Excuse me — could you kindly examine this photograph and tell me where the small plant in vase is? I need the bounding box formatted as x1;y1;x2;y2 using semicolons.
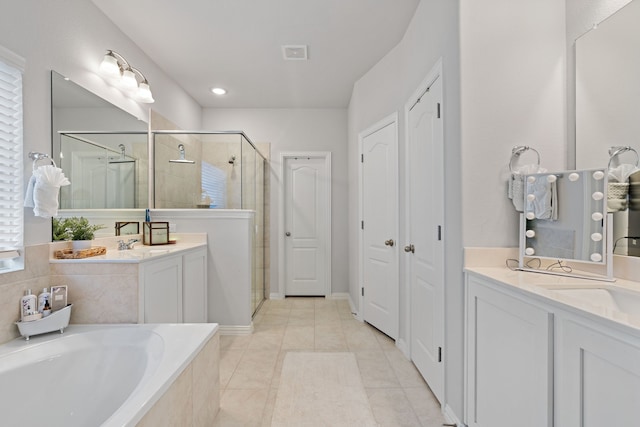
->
52;217;105;250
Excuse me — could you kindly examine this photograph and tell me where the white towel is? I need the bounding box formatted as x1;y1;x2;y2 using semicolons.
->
526;178;557;221
24;165;70;218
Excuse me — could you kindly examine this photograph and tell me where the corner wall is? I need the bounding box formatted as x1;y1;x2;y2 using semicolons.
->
347;0;462;417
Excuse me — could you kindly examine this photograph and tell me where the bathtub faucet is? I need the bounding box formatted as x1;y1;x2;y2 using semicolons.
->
118;239;140;250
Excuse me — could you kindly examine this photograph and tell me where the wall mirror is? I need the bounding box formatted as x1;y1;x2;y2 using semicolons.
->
519;169;611;278
51;71;149;210
575;0;640;256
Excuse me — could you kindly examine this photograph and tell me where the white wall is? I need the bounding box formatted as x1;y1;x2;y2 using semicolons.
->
202;108;349;295
347;0;463;418
460;0;567;248
0;0;201;246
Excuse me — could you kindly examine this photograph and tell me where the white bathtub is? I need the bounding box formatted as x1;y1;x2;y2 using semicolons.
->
0;323;218;426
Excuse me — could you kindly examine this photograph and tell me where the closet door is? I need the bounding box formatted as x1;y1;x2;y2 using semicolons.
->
406;64;445;403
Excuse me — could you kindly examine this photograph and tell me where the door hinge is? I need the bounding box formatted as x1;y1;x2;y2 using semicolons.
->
361;287;364;297
361;154;364;163
437;103;441;119
361;220;364;230
438;346;442;362
438;225;442;241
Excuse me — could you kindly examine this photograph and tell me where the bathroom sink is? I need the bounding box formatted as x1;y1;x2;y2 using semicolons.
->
540;285;640;316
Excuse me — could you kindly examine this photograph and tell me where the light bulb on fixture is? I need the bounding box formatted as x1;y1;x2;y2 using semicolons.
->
99;51;121;77
98;50;155;103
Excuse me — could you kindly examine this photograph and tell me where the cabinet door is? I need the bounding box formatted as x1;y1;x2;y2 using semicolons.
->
466;276;553;427
142;256;182;323
557;318;640;426
183;248;207;323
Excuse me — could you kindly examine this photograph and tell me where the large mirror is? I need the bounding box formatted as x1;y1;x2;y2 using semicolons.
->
575;0;640;256
51;71;149;209
520;169;607;266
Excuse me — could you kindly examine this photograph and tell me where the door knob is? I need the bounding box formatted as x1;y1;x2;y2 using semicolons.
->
285;232;291;237
404;244;415;253
385;239;394;247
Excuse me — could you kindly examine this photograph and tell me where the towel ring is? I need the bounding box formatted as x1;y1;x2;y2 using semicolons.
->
28;151;57;171
509;146;540;173
608;146;639;170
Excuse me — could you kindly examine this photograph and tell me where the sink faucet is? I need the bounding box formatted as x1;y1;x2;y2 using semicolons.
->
118;239;140;250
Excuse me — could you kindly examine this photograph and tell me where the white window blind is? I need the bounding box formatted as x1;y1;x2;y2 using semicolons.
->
0;56;24;272
201;161;227;208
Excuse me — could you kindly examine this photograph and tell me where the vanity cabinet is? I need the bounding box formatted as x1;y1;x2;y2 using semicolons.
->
466;274;553;427
556;316;640;426
139;247;207;324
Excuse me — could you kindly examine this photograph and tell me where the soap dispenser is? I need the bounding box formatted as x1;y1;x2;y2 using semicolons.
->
20;289;37;321
38;288;51;317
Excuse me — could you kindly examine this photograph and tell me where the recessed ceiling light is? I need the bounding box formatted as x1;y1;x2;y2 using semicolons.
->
211;87;227;95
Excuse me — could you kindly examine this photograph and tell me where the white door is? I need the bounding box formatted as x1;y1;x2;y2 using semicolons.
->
283;155;330;296
361;118;399;339
407;70;445;403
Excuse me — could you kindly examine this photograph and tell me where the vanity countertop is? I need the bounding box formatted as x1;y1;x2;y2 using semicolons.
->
49;233;207;264
465;265;640;336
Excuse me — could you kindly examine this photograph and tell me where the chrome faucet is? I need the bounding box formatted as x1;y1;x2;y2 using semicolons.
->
118;239;140;250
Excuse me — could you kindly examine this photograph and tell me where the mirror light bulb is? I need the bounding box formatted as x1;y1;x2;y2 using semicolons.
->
592;191;604;201
526;212;535;220
593;170;605;180
546;175;557;183
526;230;535;238
592;212;603;221
569;173;580;182
527;194;536;202
591;233;603;242
525;247;535;256
527;176;536;183
590;253;602;262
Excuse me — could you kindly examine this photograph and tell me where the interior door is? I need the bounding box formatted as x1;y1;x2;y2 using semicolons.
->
284;156;329;296
407;73;445;403
362;119;398;339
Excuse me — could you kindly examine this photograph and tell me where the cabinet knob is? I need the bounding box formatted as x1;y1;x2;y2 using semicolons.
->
404;244;415;253
285;232;291;237
385;239;394;247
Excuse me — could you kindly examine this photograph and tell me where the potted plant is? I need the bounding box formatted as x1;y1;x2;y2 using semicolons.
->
52;217;105;250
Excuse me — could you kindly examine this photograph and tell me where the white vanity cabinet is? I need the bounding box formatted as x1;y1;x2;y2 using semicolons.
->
556;315;640;426
465;274;553;427
138;247;207;324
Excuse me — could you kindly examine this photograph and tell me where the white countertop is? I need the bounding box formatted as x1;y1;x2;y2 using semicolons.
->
465;265;640;336
50;233;207;264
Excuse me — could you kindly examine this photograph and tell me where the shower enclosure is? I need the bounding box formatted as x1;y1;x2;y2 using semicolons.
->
58;132;148;209
153;131;268;315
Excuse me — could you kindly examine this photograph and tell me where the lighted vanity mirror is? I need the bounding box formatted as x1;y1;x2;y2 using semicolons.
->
575;0;640;256
520;169;609;273
51;71;149;209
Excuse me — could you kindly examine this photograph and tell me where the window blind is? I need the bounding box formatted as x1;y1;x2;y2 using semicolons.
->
201;161;227;208
0;57;23;269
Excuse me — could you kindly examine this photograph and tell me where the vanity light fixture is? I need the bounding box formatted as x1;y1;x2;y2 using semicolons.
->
99;50;155;103
211;87;227;95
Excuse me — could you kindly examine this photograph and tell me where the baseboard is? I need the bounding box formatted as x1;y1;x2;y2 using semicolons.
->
327;292;349;300
396;338;409;358
218;324;254;335
443;404;466;427
347;294;361;320
269;293;284;300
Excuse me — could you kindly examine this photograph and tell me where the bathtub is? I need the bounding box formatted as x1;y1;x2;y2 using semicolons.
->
0;323;219;426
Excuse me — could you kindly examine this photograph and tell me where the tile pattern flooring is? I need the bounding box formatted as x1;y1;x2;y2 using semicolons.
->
214;297;446;426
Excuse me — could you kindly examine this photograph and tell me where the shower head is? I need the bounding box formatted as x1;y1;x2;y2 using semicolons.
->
108;144;136;164
169;144;195;164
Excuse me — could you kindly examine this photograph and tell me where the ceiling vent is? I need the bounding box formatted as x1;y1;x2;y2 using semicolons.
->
282;45;308;61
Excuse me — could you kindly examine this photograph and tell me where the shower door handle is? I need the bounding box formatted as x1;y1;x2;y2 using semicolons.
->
285;232;291;237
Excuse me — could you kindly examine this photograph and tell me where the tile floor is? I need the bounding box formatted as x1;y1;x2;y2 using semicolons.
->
214;297;446;426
